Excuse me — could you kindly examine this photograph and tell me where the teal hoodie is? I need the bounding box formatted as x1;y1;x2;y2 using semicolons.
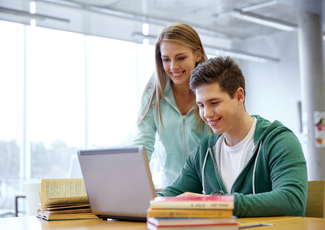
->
157;115;308;217
132;79;210;187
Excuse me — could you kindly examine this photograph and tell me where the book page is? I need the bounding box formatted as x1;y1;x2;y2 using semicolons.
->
44;196;89;209
43;212;98;220
46;208;91;214
40;178;87;212
45;203;89;211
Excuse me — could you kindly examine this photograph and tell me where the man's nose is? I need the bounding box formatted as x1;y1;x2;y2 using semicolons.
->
204;106;214;118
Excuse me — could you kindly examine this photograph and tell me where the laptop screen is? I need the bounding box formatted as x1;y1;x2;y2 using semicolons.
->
77;146;157;221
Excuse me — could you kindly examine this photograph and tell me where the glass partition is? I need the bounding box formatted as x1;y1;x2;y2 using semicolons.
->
27;27;85;179
0;19;157;214
0;20;24;214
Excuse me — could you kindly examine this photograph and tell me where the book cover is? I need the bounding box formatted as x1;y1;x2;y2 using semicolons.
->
153;196;234;202
147;221;239;230
147;217;237;225
147;207;233;218
150;196;234;209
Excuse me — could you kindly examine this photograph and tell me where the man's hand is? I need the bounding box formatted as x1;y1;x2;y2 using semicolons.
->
177;192;210;197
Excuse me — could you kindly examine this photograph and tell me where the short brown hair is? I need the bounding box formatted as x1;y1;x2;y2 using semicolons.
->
190;56;245;99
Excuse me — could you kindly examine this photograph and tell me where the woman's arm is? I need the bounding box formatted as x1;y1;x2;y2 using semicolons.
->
132;90;157;162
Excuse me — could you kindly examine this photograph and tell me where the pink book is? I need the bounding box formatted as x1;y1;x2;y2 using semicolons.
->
150;196;234;210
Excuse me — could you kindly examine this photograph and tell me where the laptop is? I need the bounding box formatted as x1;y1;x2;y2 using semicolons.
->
77;146;157;221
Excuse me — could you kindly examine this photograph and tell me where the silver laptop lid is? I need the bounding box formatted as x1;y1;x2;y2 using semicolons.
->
77;146;156;221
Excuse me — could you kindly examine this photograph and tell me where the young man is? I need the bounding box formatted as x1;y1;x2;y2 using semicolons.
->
156;56;308;217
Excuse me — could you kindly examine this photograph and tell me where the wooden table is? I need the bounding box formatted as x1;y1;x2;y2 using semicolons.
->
237;216;325;229
0;216;324;229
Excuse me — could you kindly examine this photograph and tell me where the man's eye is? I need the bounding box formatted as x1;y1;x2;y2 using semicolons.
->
212;102;219;105
178;57;185;60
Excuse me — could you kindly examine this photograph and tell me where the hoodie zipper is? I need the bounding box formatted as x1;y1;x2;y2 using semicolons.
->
214;152;229;194
206;146;229;194
182;116;189;156
229;140;262;194
208;135;257;194
210;136;230;194
164;96;193;156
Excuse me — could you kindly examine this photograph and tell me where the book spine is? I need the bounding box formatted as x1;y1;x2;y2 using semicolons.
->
147;209;233;218
150;201;234;209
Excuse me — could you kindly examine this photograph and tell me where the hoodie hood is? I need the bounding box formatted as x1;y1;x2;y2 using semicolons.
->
206;115;291;148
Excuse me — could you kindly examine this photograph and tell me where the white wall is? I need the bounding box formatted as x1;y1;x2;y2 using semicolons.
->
235;31;303;143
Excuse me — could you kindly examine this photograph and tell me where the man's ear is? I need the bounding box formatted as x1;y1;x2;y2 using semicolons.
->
236;87;245;105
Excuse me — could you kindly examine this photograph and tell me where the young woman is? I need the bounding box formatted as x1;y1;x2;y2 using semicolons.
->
132;23;210;187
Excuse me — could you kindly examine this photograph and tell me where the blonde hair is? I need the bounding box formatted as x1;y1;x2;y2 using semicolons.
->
139;23;208;134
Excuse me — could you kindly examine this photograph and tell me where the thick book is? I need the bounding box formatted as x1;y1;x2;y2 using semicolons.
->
150;196;234;209
147;207;233;218
147;221;239;230
37;178;98;220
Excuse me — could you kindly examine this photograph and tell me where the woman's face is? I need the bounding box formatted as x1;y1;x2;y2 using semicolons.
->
160;41;202;86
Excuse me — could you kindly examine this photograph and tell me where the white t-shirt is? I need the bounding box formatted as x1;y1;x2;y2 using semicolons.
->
215;118;257;193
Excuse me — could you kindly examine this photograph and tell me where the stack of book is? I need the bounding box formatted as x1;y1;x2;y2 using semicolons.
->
147;196;238;230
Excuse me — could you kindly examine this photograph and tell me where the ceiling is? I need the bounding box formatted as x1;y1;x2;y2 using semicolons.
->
60;0;324;39
0;0;324;41
0;0;324;62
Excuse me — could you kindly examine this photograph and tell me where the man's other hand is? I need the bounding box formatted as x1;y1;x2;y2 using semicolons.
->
177;192;209;197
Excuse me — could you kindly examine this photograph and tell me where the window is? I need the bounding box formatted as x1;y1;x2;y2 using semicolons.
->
0;20;156;213
86;37;155;148
0;20;24;212
27;27;85;178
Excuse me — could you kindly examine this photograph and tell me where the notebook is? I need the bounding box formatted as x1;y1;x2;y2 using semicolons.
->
77;146;157;221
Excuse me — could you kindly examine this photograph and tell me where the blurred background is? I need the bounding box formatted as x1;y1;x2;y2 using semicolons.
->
0;0;324;217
